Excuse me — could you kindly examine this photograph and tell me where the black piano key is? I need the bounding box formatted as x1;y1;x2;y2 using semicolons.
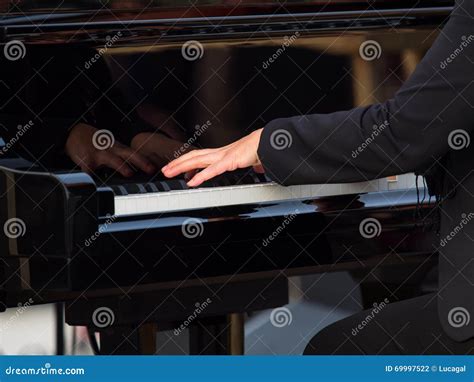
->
159;181;171;192
145;182;159;193
123;183;140;194
108;170;269;196
234;173;250;184
149;182;164;192
249;173;261;184
111;185;128;196
136;183;147;194
165;179;188;191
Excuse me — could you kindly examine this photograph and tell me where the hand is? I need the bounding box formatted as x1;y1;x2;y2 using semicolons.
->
65;123;155;177
162;129;263;187
131;132;194;169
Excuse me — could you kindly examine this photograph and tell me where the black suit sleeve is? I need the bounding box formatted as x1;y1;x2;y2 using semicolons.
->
257;0;474;186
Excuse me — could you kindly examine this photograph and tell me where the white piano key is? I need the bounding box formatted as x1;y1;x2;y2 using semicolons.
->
113;173;422;217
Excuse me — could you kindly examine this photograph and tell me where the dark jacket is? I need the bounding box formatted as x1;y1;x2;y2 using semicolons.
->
258;0;474;342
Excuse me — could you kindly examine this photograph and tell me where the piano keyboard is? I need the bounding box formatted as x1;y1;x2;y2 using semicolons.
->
111;173;422;216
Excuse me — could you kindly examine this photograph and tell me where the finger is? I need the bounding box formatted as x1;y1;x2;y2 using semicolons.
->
115;147;156;174
162;152;221;178
162;148;217;172
187;160;230;187
97;152;134;177
253;164;265;174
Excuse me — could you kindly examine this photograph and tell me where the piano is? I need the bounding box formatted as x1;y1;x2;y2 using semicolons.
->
0;0;449;354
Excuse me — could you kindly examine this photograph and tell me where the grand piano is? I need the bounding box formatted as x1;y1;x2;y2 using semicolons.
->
0;0;450;354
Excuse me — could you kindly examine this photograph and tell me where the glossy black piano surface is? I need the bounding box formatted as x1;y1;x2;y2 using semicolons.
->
0;0;444;308
0;0;453;45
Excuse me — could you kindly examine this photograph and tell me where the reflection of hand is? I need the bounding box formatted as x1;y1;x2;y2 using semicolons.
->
162;129;263;187
131;132;194;169
65;123;155;177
